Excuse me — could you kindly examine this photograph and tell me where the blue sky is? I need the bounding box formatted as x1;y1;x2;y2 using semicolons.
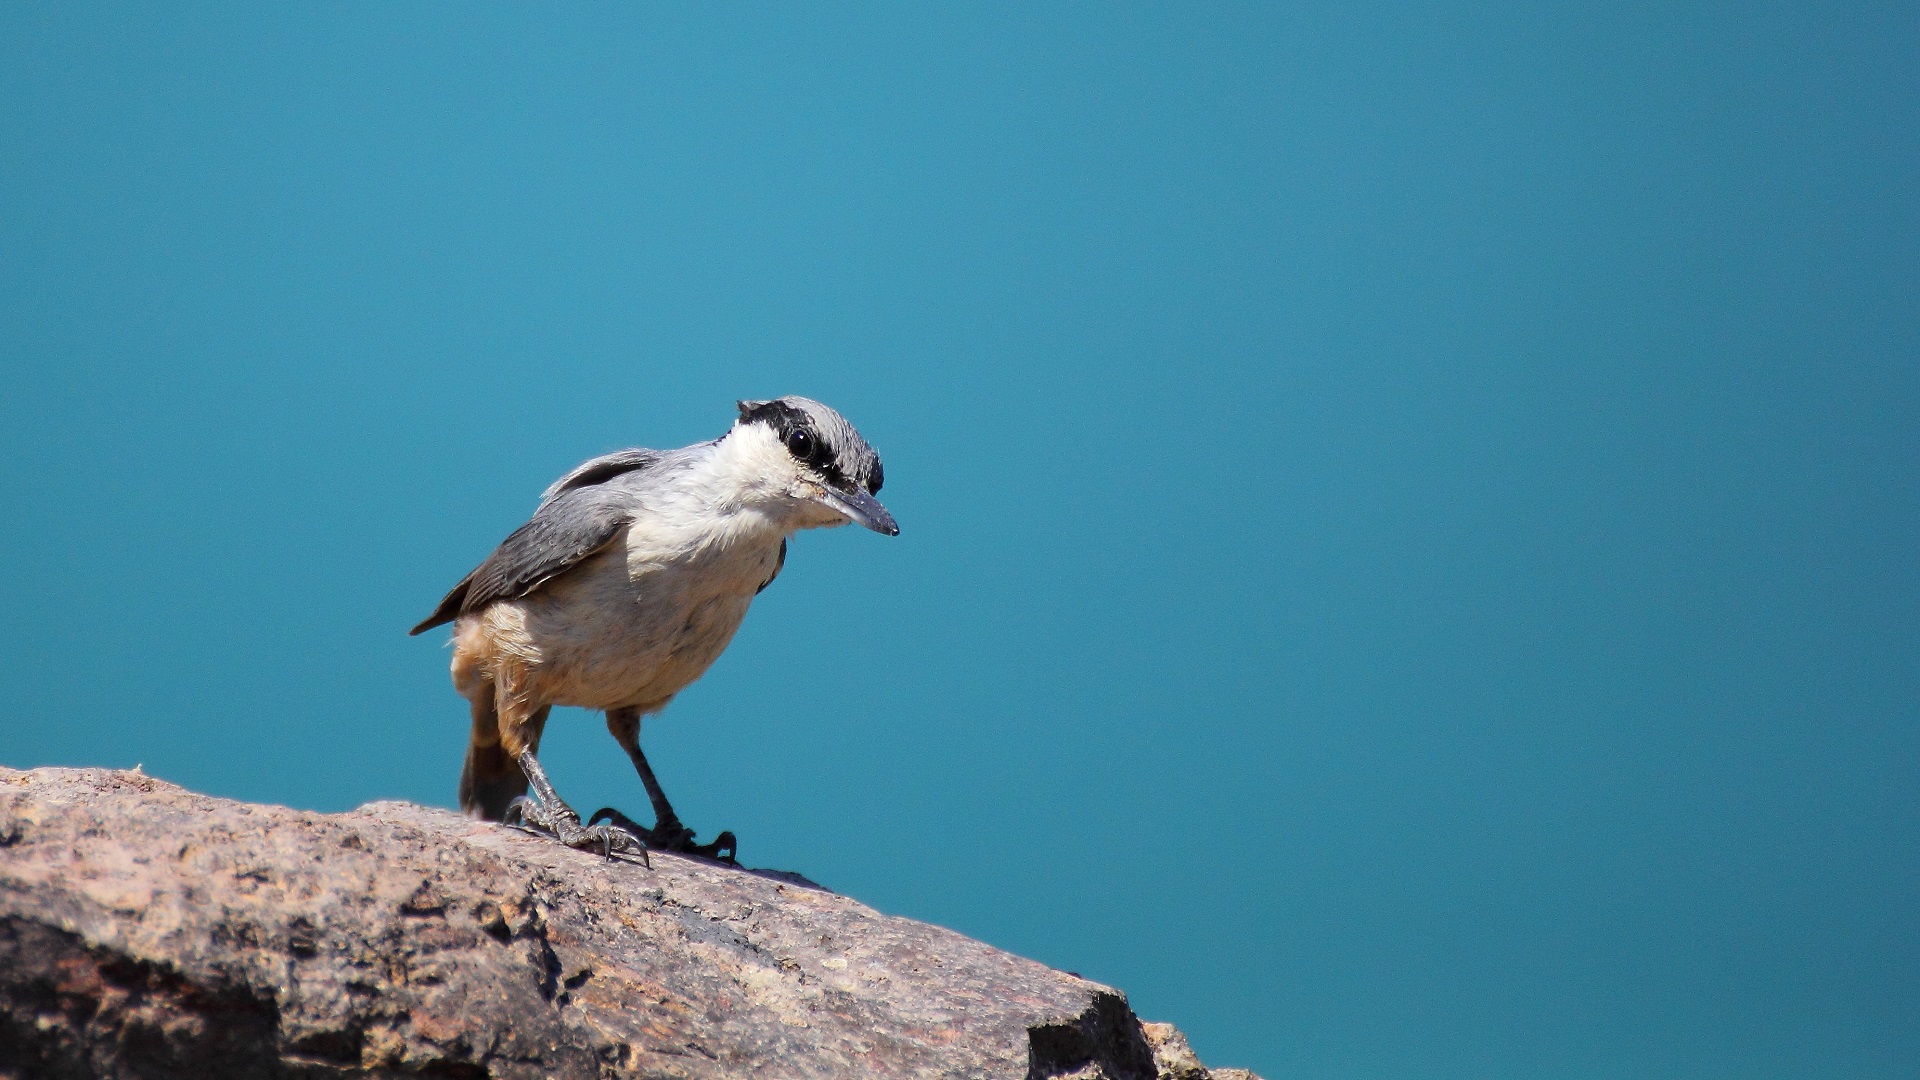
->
3;5;1916;1077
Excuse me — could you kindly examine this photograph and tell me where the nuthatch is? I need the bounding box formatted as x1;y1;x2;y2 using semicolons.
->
411;397;896;862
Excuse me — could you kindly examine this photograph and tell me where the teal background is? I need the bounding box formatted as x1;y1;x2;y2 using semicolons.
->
3;5;1916;1077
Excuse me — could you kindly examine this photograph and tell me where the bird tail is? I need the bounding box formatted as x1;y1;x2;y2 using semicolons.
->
410;574;473;636
458;689;527;820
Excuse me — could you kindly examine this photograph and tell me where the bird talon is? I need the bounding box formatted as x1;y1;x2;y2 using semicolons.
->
557;820;649;866
506;795;649;866
503;794;549;833
696;830;739;864
588;806;647;836
569;823;650;866
587;807;733;863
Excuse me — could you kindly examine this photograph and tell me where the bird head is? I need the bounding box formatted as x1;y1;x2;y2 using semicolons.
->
733;396;898;536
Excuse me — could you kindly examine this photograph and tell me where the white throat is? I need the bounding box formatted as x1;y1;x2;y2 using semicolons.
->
683;423;848;536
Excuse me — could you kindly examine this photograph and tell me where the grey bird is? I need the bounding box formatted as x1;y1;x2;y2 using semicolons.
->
410;397;897;862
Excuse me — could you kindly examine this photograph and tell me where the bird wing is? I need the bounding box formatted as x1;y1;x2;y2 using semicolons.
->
538;447;661;504
409;449;660;636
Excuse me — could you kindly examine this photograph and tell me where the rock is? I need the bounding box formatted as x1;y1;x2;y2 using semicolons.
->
0;767;1259;1080
1141;1024;1206;1080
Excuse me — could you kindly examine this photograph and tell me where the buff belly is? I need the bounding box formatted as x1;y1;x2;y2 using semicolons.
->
453;529;784;715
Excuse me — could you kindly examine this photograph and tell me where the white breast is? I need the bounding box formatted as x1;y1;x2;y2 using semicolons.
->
508;502;787;713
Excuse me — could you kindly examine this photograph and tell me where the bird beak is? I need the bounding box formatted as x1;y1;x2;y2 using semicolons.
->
813;484;899;536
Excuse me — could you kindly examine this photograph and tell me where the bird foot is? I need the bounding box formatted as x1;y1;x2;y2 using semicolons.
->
505;795;650;866
589;806;737;864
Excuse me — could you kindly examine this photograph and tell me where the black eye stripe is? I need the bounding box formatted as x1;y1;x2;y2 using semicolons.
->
780;421;842;483
741;398;876;491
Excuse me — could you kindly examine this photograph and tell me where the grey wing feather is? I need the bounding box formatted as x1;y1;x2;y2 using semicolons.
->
410;449;658;636
540;447;661;504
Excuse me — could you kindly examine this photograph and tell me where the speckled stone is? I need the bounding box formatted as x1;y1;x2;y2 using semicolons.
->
0;767;1258;1080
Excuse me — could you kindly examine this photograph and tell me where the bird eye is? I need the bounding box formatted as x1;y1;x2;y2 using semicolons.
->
785;429;814;460
868;461;884;494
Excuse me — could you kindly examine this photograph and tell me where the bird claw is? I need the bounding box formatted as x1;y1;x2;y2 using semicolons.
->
589;806;737;864
506;795;651;866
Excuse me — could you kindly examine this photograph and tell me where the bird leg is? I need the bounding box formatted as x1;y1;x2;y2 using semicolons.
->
593;708;737;863
504;749;650;865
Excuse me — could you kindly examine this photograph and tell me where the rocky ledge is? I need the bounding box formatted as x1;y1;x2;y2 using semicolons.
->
0;767;1257;1079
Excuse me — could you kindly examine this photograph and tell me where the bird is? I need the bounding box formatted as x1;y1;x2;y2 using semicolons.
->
409;396;897;862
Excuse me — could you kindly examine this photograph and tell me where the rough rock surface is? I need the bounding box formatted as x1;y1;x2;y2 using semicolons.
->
0;767;1259;1080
